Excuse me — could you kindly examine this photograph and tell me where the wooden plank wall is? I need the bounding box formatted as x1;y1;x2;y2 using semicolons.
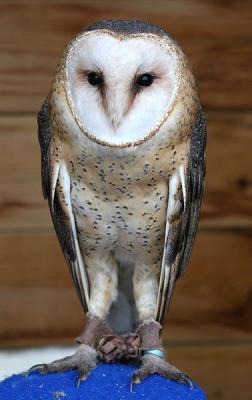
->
0;1;251;399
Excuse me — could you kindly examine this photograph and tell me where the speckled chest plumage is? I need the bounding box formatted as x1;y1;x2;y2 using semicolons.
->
72;143;168;265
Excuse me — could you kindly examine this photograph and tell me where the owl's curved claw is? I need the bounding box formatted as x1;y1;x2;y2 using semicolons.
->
25;344;97;385
24;364;47;377
130;353;193;391
77;371;88;388
76;354;97;387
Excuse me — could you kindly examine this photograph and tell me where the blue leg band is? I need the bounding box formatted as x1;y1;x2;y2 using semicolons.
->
143;349;166;359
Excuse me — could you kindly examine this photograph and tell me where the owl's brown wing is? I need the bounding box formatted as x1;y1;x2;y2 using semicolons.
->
156;105;206;323
38;100;89;312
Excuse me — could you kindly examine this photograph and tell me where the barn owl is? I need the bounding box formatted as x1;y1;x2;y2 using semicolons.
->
29;20;206;388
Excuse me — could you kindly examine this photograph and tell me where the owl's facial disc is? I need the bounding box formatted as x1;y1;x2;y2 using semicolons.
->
66;31;178;146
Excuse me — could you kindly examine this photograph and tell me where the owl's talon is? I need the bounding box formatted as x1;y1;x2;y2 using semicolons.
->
77;372;88;388
25;364;46;377
25;344;97;385
179;374;194;389
130;374;141;392
130;354;193;388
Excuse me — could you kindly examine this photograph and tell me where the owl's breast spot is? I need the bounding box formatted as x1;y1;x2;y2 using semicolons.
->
72;179;168;262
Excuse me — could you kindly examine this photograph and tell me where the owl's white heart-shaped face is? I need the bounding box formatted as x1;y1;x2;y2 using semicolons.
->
65;31;179;146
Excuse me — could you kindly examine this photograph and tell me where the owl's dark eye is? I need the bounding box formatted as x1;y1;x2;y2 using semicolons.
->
87;72;103;86
136;73;154;87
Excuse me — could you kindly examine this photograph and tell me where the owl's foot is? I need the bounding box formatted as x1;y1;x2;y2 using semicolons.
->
130;320;193;390
130;353;193;390
97;333;140;362
26;344;97;385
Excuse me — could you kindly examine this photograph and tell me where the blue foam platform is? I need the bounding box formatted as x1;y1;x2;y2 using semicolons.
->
0;363;207;400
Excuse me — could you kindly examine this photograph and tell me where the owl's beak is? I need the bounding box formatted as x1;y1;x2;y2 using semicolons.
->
103;83;132;131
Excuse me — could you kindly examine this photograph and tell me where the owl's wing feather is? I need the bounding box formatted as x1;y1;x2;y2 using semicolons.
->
156;105;206;323
38;100;89;312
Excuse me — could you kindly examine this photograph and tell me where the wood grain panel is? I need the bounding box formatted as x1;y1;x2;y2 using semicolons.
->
203;112;252;227
1;112;252;232
0;0;251;111
167;345;252;400
0;116;51;232
0;230;251;342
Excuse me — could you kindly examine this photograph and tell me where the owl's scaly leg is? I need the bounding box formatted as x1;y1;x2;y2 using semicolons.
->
132;267;192;388
130;321;192;390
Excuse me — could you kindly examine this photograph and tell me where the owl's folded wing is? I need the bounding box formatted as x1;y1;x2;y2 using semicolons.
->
156;105;206;323
38;100;89;311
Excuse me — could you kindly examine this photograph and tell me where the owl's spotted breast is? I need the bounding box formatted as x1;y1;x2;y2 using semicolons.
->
63;103;190;270
72;174;167;263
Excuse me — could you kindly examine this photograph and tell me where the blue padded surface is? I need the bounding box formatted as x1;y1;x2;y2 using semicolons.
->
0;363;207;400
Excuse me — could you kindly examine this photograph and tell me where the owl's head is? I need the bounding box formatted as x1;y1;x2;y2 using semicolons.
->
62;20;196;147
